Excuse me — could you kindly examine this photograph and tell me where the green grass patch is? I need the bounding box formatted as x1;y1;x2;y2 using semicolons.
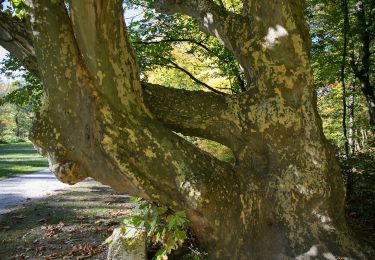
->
0;142;48;180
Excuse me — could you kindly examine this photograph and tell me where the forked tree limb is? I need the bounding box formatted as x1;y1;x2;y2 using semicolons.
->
0;9;239;148
16;1;241;220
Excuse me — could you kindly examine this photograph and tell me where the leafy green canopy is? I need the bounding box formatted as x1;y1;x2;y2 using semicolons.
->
306;0;374;151
307;0;374;88
0;0;28;18
0;55;43;110
0;0;43;109
125;0;246;93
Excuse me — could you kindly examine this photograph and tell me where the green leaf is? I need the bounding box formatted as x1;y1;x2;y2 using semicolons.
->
130;196;142;202
175;230;187;242
154;247;167;260
157;206;168;215
166;211;187;230
129;215;144;227
148;217;158;236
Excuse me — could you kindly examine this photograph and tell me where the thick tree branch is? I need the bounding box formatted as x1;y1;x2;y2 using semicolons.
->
28;0;82;97
0;12;38;77
70;0;145;112
27;0;96;174
154;0;248;54
142;82;242;151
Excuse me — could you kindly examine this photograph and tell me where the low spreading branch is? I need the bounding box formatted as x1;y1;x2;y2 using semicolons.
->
142;82;242;150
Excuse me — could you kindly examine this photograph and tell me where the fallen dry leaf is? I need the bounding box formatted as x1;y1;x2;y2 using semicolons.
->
38;218;47;223
41;225;61;237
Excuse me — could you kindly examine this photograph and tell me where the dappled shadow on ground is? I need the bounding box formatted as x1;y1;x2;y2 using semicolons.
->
0;143;41;157
346;195;375;249
0;148;38;156
0;183;133;259
0;159;48;178
343;151;375;249
0;143;48;180
0;170;70;215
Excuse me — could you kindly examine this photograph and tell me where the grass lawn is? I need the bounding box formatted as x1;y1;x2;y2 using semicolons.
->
0;182;132;259
0;142;48;180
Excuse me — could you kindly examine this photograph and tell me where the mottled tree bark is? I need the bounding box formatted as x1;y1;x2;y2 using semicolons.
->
1;0;373;258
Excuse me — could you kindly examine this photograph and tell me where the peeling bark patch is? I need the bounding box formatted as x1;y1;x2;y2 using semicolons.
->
144;148;156;158
96;70;105;85
263;25;289;48
124;128;137;143
247;88;302;132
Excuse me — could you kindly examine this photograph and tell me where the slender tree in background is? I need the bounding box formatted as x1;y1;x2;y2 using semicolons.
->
0;0;373;258
340;0;355;198
308;0;374;146
307;0;374;200
341;0;350;158
347;0;375;139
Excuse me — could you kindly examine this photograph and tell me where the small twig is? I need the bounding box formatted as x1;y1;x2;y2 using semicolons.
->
133;38;214;54
162;58;227;95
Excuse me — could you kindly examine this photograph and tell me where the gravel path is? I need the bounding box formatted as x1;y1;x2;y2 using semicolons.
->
0;170;76;215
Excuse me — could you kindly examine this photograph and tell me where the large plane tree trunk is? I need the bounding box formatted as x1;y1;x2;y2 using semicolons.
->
0;0;372;258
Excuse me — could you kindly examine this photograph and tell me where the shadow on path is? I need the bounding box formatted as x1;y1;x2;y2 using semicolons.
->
0;170;95;216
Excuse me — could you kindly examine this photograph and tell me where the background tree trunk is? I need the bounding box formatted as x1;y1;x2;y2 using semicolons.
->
347;0;375;140
348;83;355;154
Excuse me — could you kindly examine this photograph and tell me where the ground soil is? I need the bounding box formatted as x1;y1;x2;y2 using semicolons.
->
0;181;133;260
0;174;374;259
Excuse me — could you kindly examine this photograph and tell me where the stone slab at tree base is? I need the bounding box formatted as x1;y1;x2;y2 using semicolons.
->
106;226;146;260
